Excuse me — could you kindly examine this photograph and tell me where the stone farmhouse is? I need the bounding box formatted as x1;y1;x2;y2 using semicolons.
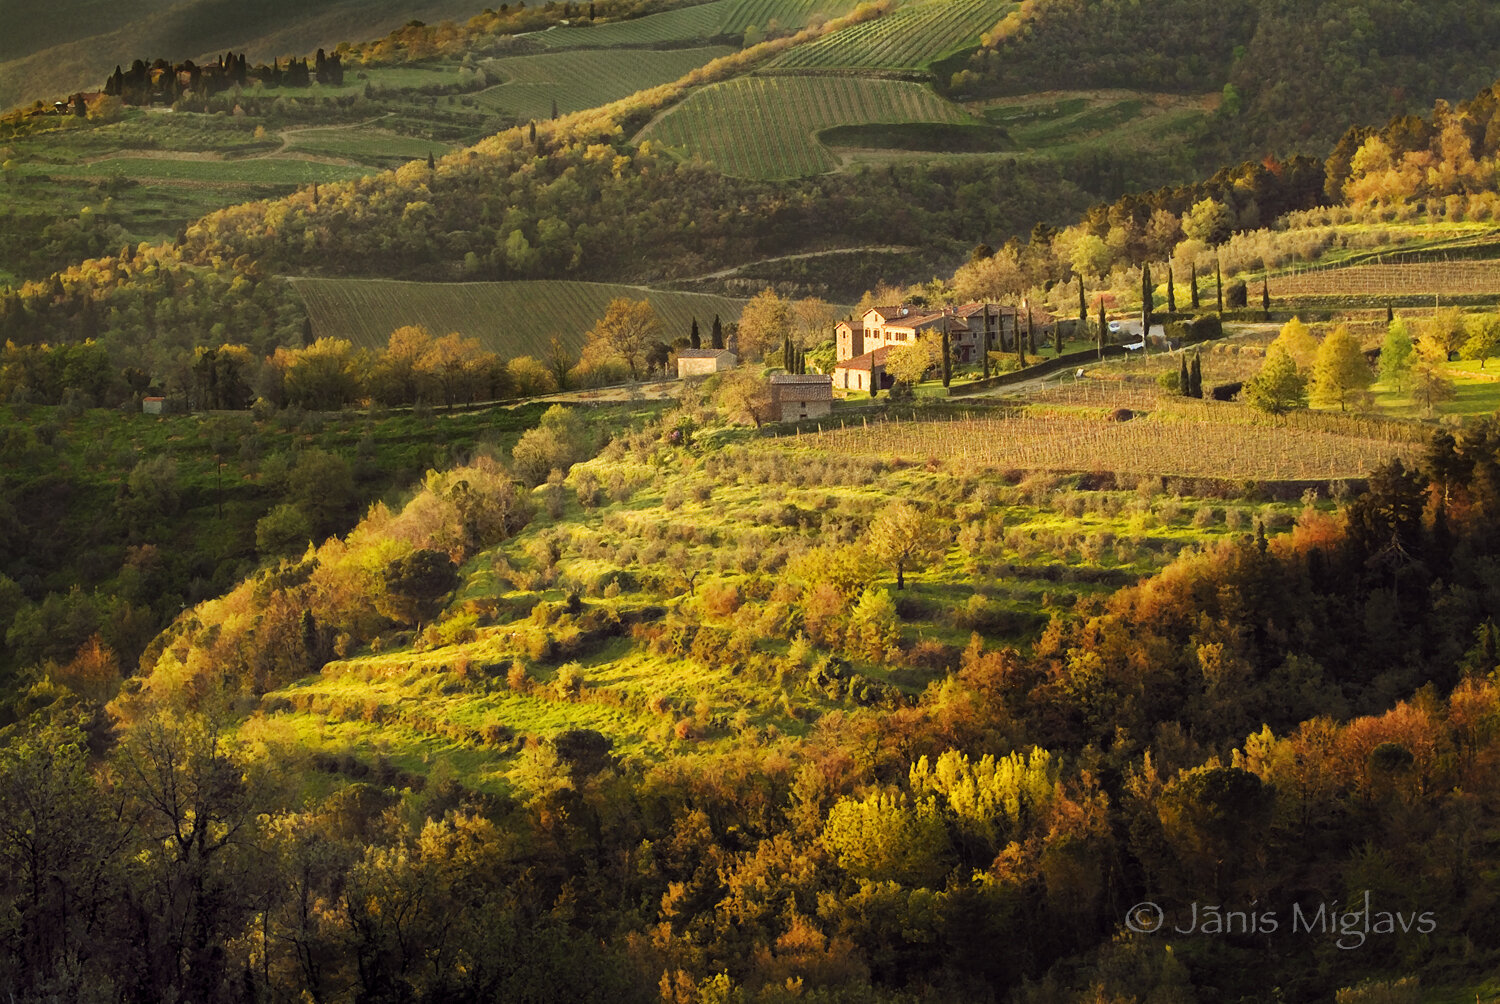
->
676;348;736;379
832;345;892;393
769;373;833;421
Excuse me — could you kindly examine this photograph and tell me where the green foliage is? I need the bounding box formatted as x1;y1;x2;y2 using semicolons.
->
822;789;952;887
1244;344;1307;416
512;405;595;486
1310;325;1374;411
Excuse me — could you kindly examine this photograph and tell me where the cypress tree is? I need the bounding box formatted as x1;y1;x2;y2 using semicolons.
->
1215;259;1223;313
1016;306;1027;368
1026;303;1037;356
1179;355;1191;396
1097;297;1106;359
690;317;701;349
1167;264;1176;313
711;314;724;350
981;304;992;379
426;151;435;171
1189;352;1203;398
783;335;793;371
1387;302;1395;325
940;321;951;387
551;97;559;120
1190;262;1200;310
1262;277;1270;320
1141;262;1153;343
1077;277;1087;333
528;120;537;143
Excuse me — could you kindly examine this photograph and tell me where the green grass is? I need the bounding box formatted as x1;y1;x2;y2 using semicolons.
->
637;75;971;178
1372;361;1500;417
765;0;1010;72
978;91;1208;155
15;155;370;185
291;277;748;359
281;127;455;165
473;46;734;120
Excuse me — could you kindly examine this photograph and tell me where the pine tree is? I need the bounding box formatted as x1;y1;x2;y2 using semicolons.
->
711;314;724;350
689;317;701;349
1189;353;1203;398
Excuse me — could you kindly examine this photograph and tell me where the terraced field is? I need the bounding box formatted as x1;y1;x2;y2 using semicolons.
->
474;46;734;120
638;75;971;178
1271;261;1500;297
292;277;747;359
980;90;1212;154
766;0;1009;71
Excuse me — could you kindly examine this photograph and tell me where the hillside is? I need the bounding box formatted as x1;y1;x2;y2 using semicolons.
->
293;277;750;357
1;0;485;111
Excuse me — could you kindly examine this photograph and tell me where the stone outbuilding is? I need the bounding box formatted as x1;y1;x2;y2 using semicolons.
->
833;345;893;394
676;348;736;379
769;373;833;422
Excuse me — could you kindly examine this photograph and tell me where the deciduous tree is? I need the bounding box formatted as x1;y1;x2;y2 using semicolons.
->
868;500;947;589
1245;344;1307;416
1310;325;1373;412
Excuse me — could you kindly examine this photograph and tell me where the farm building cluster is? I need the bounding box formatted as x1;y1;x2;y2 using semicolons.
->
832;302;1045;391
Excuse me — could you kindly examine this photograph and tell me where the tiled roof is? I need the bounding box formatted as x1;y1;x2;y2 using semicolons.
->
835;346;891;372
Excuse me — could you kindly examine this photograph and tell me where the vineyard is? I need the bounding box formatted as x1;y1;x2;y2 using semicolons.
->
789;409;1419;481
474;46;733;120
766;0;1010;71
291;278;746;359
637;75;971;178
1271;261;1500;297
532;1;731;48
717;0;869;33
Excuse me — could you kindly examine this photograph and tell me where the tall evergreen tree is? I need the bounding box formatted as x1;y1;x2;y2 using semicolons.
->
711;314;724;350
1167;264;1176;313
689;317;701;349
1077;277;1087;334
1215;260;1224;313
1189;352;1203;398
1026;303;1037;356
940;321;951;387
1179;355;1191;396
1190;262;1200;310
981;305;992;379
1097;297;1106;359
1141;262;1153;342
1262;277;1271;320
